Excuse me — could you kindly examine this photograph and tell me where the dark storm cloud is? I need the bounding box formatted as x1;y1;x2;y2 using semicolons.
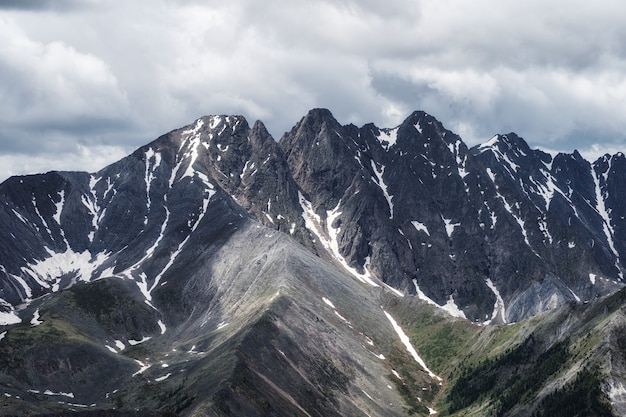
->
0;0;90;11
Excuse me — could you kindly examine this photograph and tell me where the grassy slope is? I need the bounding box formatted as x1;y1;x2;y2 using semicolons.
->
386;289;626;417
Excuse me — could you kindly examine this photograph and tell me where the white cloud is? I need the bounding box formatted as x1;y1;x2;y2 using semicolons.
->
1;0;626;182
0;18;129;125
0;144;130;180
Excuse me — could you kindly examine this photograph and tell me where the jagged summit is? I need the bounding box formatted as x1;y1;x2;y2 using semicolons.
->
3;108;626;323
2;108;626;416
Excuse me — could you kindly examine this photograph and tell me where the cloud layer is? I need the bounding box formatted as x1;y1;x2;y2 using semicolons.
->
1;0;626;180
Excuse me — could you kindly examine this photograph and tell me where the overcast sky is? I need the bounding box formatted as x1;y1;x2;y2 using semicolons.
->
1;0;626;181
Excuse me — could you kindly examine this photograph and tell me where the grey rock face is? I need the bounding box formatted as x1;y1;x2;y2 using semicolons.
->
2;109;626;415
2;110;626;325
279;110;626;322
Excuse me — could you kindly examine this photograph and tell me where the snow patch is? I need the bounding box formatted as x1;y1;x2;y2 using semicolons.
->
589;273;597;285
0;331;6;341
0;310;21;326
22;247;109;292
411;221;430;236
82;175;103;242
361;389;374;401
441;217;459;238
477;135;500;152
376;127;399;151
132;175;215;304
128;336;152;346
11;209;28;224
449;140;469;180
30;309;43;326
384;283;405;297
491;189;537;255
412;279;466;319
155;373;172;382
209;116;221;130
568;287;581;302
371;352;385;360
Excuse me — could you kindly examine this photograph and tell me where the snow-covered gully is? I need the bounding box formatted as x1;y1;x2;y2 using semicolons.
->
383;309;441;414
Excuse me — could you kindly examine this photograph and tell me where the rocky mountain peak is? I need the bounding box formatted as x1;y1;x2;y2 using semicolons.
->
3;108;626;416
3;108;626;326
283;108;341;143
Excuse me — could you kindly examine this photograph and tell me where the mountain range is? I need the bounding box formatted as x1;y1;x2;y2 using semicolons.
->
1;108;626;416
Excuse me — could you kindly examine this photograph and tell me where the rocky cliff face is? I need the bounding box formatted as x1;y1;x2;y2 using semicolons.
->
1;109;626;416
2;109;625;324
279;109;624;323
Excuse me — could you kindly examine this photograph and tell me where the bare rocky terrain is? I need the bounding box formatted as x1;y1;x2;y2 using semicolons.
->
1;109;626;416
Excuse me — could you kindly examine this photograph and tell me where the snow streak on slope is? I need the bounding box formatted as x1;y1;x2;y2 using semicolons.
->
118;119;217;306
370;160;394;219
485;168;537;255
31;196;53;240
181;118;206;181
592;166;623;279
151;173;215;292
169;118;207;187
1;265;31;301
449;140;469;180
412;279;466;320
80;175;104;243
383;310;441;381
143;148;162;224
299;192;379;288
484;279;507;324
477;135;499;153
